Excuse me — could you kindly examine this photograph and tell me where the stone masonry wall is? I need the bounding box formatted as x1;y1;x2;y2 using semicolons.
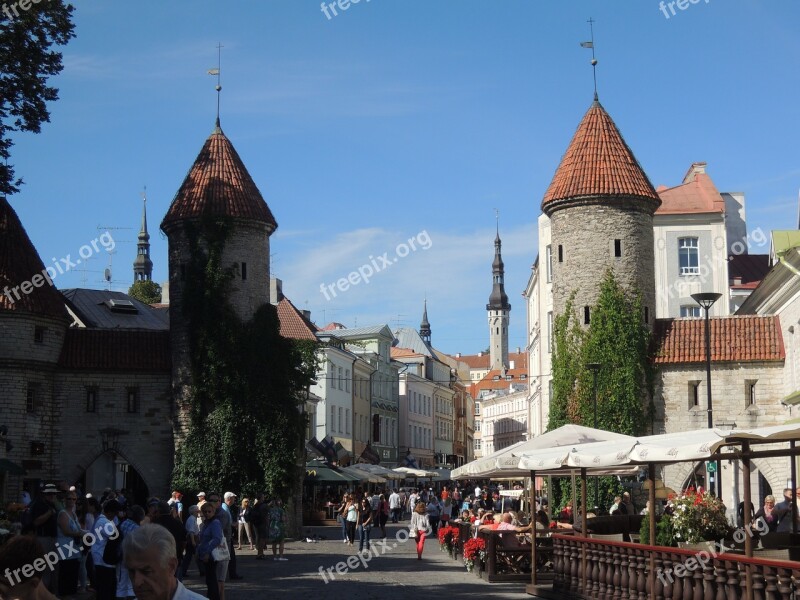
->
550;199;656;326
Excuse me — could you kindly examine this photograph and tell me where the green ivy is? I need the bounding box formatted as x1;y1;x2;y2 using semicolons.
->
548;271;654;512
171;217;318;499
128;280;162;304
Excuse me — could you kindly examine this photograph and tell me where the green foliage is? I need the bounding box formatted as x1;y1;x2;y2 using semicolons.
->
0;1;75;196
548;271;654;511
640;514;675;547
171;218;318;499
128;280;162;305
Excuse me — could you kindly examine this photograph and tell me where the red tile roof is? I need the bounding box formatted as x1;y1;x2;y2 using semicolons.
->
450;351;528;371
542;101;660;210
653;316;784;365
59;329;171;370
0;198;68;319
161;124;277;232
276;297;318;341
470;368;529;397
655;172;725;215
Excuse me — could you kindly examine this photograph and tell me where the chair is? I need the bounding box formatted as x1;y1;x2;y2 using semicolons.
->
590;533;624;542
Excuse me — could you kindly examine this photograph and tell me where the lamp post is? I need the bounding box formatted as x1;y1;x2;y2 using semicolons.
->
692;292;722;498
587;362;602;511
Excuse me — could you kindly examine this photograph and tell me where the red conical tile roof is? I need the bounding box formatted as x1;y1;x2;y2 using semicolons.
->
0;197;67;318
161;123;278;232
542;101;660;211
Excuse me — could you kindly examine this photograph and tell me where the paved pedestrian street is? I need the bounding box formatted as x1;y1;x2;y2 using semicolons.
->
181;525;533;599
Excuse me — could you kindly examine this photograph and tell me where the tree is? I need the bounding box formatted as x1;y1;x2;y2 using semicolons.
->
0;1;76;196
128;280;162;305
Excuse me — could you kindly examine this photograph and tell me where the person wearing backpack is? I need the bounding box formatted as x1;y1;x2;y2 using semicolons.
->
114;505;144;599
92;499;122;600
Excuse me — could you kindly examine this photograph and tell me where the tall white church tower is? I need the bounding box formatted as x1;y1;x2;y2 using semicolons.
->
487;228;510;371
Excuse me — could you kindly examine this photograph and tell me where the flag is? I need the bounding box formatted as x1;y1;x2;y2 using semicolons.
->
359;443;381;465
207;68;220;75
403;450;418;469
580;41;593;48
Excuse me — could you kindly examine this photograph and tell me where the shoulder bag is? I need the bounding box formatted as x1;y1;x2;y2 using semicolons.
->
211;536;231;561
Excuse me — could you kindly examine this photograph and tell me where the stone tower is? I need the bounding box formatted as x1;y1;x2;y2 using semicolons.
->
419;300;431;345
487;229;510;371
0;197;69;496
133;195;153;281
160;119;278;440
542;98;660;326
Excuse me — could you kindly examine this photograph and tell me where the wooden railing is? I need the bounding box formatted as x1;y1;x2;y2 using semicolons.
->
551;534;800;600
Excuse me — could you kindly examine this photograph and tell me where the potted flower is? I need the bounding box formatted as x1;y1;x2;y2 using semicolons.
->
438;525;459;555
640;489;732;548
463;537;487;573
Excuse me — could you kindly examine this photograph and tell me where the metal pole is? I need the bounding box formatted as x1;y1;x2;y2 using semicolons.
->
592;368;599;511
742;441;753;598
703;305;722;498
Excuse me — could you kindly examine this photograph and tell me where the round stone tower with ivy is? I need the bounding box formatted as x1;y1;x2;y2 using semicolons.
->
542;97;661;327
160;119;278;441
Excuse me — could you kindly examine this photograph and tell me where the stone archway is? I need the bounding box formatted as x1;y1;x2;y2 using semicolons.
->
67;442;154;505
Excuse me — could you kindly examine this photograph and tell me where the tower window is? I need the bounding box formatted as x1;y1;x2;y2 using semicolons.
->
746;380;757;406
34;326;44;344
644;306;649;323
26;383;39;413
127;387;139;413
558;245;563;263
545;245;552;282
241;262;247;280
689;381;700;409
86;388;97;413
584;306;590;324
680;305;701;318
614;239;622;257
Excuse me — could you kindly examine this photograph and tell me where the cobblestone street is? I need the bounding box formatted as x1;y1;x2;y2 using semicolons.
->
181;525;534;599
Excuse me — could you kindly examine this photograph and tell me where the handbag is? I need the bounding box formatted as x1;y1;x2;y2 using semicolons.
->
409;527;417;539
211;537;231;561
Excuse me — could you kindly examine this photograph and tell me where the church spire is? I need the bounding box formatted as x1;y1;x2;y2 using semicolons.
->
419;299;431;345
133;189;153;282
487;221;511;372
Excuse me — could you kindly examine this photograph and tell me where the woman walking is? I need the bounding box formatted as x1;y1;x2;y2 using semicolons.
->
197;502;224;600
344;494;358;546
357;497;373;553
56;491;85;596
410;502;429;560
237;498;254;550
378;494;389;539
336;493;349;543
267;499;288;561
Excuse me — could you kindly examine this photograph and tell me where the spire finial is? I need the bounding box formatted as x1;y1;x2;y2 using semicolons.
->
208;43;223;129
581;18;599;102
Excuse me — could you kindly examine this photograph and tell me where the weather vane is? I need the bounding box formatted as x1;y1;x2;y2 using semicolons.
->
208;43;223;126
581;18;598;101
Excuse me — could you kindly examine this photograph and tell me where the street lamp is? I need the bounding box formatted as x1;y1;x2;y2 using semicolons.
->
587;362;602;511
691;292;722;498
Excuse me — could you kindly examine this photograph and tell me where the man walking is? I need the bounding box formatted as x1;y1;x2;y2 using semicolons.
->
223;492;242;580
389;489;401;523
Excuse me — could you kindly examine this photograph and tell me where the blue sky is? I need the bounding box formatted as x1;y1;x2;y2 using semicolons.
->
7;0;800;355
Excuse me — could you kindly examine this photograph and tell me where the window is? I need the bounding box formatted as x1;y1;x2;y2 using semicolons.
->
614;239;622;257
338;367;343;390
547;312;553;354
584;306;590;325
746;380;757;406
26;383;38;413
345;369;351;393
474;439;482;451
330;406;336;431
644;306;649;324
475;402;481;416
689;381;700;409
126;387;139;413
86;388;97;413
475;420;481;433
34;326;44;344
679;237;699;275
680;305;701;318
241;262;247;280
345;409;350;434
338;407;343;432
545;245;552;282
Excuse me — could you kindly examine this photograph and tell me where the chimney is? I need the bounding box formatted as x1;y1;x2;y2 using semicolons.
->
682;161;708;184
478;351;483;357
516;346;521;353
455;353;461;358
732;276;743;286
302;309;312;321
270;278;283;305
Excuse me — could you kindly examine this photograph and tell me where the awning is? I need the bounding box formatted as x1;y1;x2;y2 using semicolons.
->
781;390;800;406
351;463;404;480
0;458;25;475
341;466;386;484
393;466;440;478
304;462;362;484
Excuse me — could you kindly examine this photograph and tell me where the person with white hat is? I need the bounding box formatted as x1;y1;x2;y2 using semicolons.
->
197;492;206;510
